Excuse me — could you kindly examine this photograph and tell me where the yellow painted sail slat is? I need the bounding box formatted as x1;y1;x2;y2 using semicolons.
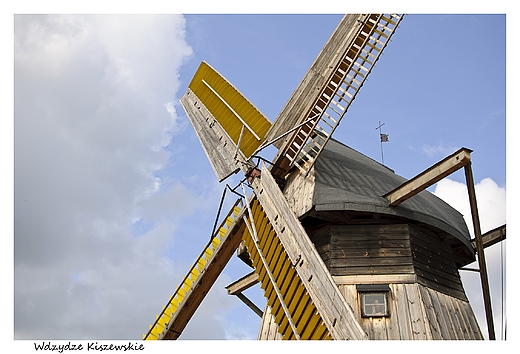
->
264;256;285;302
149;329;159;339
212;238;221;249
311;320;329;340
263;238;281;272
204;248;213;258
169;298;179;310
239;198;334;340
307;314;327;340
300;313;319;340
277;313;289;337
197;258;207;270
184;278;193;289
274;272;297;320
225;216;234;227
296;298;316;335
269;247;285;279
282;328;294;340
187;61;271;158
190;268;199;278
255;222;272;253
163;308;173;320
155;322;164;333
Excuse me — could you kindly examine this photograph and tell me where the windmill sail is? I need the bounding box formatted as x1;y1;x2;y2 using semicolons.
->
268;14;403;176
180;61;272;182
243;163;367;340
144;201;244;340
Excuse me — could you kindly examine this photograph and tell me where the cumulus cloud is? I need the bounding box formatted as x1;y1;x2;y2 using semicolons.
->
14;15;199;339
434;177;506;235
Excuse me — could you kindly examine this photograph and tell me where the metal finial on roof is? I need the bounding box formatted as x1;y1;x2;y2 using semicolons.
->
375;121;388;165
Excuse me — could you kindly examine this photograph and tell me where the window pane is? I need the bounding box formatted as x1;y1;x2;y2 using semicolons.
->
362;293;387;317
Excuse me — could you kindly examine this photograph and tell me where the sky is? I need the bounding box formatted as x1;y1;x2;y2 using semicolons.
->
6;3;514;349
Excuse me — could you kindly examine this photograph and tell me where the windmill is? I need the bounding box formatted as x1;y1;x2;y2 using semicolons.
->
143;14;505;340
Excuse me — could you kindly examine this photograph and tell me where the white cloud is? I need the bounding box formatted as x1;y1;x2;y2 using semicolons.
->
434;177;506;235
14;15;196;339
421;143;459;158
433;177;506;339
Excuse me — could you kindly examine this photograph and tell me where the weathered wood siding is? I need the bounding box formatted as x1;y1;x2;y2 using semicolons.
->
258;306;283;340
283;168;315;218
258;282;482;340
180;90;249;182
309;224;414;276
307;225;331;269
337;282;482;340
307;223;467;301
409;224;467;301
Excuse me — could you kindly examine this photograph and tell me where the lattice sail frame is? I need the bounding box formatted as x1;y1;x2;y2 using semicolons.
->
275;14;403;176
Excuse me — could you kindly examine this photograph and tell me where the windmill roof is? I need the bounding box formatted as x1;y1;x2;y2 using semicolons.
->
313;138;473;255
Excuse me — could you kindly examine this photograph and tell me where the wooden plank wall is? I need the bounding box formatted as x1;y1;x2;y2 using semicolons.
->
338;283;483;340
308;226;332;269
258;282;482;340
282;168;315;218
308;223;468;301
258;306;283;340
409;225;467;301
327;224;415;276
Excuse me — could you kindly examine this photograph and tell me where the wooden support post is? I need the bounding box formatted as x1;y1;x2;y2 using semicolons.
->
384;148;472;206
464;162;496;340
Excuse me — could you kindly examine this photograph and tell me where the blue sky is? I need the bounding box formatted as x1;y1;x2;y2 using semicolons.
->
8;7;511;348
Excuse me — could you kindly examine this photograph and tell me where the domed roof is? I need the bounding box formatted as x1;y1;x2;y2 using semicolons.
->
312;138;474;261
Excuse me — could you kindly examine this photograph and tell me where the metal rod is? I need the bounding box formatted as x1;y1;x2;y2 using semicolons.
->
210;187;227;240
240;183;301;340
376;121;385;165
464;162;495;340
251;113;320;157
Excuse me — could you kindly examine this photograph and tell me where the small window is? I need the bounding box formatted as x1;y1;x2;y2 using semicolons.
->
356;284;390;318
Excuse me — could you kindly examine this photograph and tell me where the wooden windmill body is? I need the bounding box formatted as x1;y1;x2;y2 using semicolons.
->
144;14;503;341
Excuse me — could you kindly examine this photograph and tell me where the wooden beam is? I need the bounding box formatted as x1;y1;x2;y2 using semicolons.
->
384;148;472;206
471;224;506;250
225;271;259;295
